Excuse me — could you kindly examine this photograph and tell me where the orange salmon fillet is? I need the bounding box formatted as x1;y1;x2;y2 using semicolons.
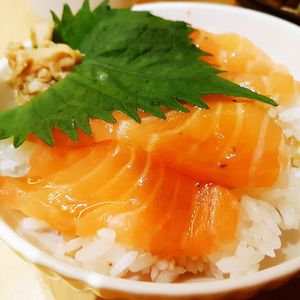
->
191;30;300;104
0;141;239;257
51;99;286;188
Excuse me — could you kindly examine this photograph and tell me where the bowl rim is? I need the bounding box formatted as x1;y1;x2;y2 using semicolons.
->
1;1;300;298
134;0;300;30
134;1;300;80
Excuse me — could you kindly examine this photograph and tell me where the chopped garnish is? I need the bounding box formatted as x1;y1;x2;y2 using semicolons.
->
7;26;82;104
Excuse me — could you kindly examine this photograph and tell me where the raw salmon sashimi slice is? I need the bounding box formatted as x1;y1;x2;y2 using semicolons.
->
223;71;300;105
191;30;274;74
191;30;300;104
72;100;286;188
0;141;240;257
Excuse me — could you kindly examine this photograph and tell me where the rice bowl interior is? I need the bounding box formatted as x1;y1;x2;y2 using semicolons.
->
0;2;300;300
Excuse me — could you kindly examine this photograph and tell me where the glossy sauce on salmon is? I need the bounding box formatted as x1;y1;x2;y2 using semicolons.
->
0;141;239;257
88;99;287;188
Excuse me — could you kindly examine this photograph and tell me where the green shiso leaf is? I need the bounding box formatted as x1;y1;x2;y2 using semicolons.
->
0;0;276;147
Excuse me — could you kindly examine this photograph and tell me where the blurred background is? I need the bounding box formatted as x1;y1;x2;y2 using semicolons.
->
0;0;298;299
0;0;237;57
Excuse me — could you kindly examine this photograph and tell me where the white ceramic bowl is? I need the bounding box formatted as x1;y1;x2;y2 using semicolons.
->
1;2;300;300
